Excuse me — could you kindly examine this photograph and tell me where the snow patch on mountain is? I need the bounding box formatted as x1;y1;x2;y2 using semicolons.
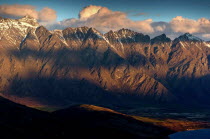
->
185;33;202;41
179;41;186;49
176;33;203;42
0;16;39;47
203;42;210;47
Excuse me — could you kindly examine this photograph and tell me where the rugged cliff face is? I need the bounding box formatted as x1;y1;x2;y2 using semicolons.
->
0;16;209;107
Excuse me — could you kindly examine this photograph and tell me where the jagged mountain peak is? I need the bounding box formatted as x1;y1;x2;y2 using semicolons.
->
35;26;51;37
86;27;105;39
151;34;171;45
20;15;36;20
0;15;38;26
108;30;114;33
65;26;89;31
0;15;39;29
62;26;90;36
57;27;207;45
104;30;116;37
107;28;150;43
76;26;90;32
0;16;39;47
116;28;139;37
118;28;134;33
88;27;101;33
104;29;149;44
0;17;14;23
36;26;49;32
175;33;203;42
18;15;39;26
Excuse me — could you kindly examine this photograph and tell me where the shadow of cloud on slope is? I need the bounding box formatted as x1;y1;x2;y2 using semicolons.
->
9;47;122;68
126;51;148;67
6;75;164;107
6;46;172;107
6;75;118;107
7;46;210;106
208;55;210;67
166;74;210;105
8;45;149;70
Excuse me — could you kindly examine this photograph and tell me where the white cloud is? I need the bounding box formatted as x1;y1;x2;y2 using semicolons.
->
0;4;57;22
79;5;102;20
170;16;210;34
48;5;154;33
38;7;57;22
201;34;210;39
45;5;210;41
154;25;166;32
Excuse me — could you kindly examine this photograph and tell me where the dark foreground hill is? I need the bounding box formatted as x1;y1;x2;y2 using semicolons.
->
0;96;171;139
1;96;210;139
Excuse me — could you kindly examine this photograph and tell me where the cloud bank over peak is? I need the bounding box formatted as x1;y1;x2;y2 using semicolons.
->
170;16;210;34
46;5;210;40
47;5;154;34
0;4;57;22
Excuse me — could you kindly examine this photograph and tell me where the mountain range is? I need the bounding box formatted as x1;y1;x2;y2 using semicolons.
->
0;16;209;108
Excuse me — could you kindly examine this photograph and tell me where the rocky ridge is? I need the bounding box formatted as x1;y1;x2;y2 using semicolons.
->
0;16;209;107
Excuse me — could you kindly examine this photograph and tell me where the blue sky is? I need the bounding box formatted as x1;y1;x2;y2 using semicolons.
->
1;0;210;22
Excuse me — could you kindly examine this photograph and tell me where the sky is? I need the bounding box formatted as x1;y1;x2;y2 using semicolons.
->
0;0;210;40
